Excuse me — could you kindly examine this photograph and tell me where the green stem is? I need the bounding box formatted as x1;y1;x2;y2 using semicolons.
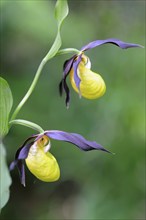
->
10;48;79;121
9;119;44;133
57;48;80;56
10;56;48;121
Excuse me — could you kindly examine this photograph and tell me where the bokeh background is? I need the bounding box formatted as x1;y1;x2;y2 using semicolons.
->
1;0;145;219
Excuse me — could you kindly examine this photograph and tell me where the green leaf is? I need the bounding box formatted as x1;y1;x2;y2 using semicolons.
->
0;77;13;138
45;0;69;60
0;142;12;211
55;0;69;26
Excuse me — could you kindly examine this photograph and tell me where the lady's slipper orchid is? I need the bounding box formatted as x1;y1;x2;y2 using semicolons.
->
10;130;111;186
59;38;143;107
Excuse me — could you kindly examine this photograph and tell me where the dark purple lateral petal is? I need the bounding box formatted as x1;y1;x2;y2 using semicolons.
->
17;161;26;186
73;54;82;91
17;142;34;160
9;136;37;171
9;135;38;186
45;130;111;153
9;141;33;186
63;55;77;76
59;55;77;94
9;160;18;171
81;38;143;51
59;80;64;96
59;78;70;107
15;135;37;160
59;55;77;107
10;160;26;186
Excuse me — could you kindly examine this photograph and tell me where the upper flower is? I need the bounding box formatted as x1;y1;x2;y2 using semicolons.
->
59;38;143;107
70;54;106;100
10;130;111;186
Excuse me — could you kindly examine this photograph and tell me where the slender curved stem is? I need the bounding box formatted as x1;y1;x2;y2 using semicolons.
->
57;48;80;56
10;48;79;121
9;119;44;133
10;57;47;121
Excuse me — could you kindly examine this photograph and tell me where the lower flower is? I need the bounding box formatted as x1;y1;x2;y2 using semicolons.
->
10;130;111;186
25;135;60;182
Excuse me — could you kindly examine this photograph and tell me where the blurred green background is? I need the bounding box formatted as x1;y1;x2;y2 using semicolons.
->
0;0;145;219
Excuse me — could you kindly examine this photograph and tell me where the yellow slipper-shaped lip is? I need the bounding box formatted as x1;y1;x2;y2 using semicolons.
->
25;135;60;182
70;55;106;99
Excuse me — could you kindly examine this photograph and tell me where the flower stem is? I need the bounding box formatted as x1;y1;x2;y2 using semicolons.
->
10;56;48;121
9;119;44;133
10;48;79;121
57;48;80;56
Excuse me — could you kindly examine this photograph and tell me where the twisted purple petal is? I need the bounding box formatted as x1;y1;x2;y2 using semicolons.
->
17;142;33;160
73;54;82;91
10;136;36;171
59;79;70;107
10;156;27;186
17;161;26;186
63;55;77;76
45;130;111;153
59;55;77;107
15;136;37;160
81;38;143;51
9;135;37;186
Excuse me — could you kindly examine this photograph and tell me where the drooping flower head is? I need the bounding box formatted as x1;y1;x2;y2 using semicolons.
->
59;38;143;107
10;130;111;186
